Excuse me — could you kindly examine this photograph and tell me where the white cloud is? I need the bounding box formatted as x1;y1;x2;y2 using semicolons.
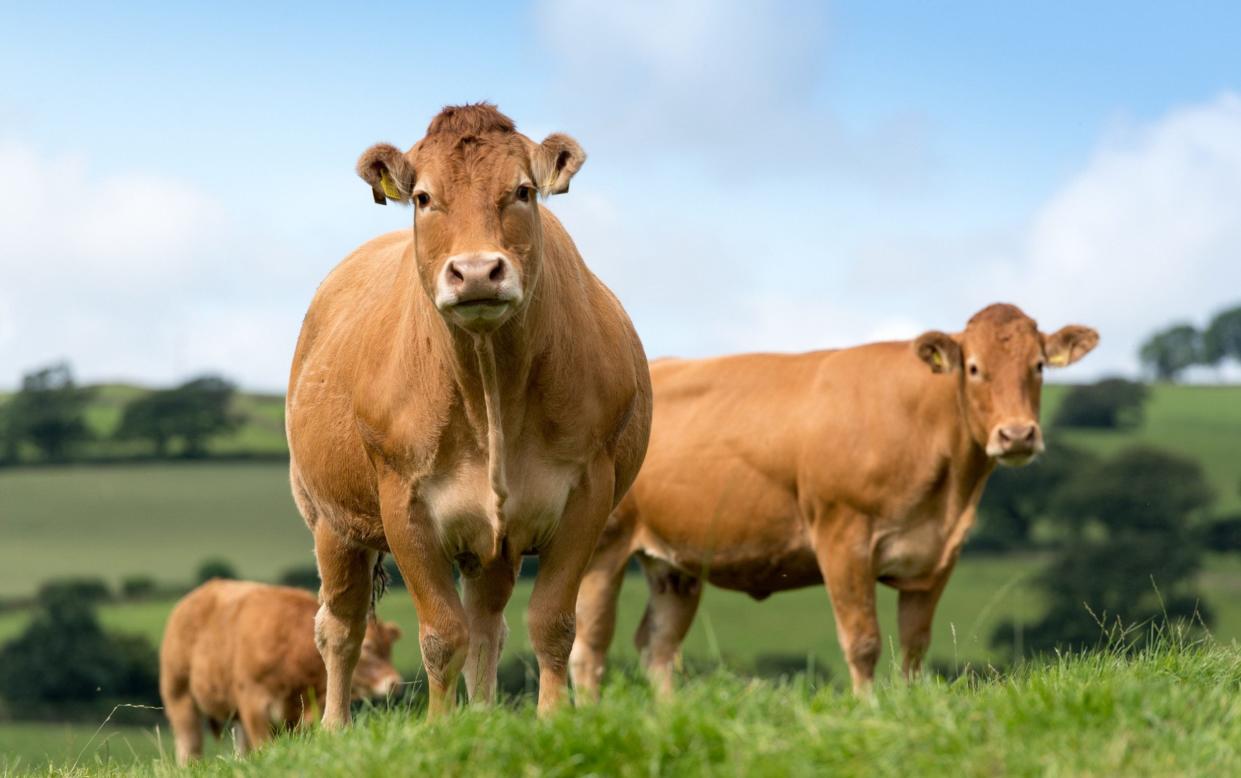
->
0;139;314;391
979;93;1241;376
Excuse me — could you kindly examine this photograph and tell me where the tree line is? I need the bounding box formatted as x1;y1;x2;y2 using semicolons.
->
1139;302;1241;381
0;362;243;465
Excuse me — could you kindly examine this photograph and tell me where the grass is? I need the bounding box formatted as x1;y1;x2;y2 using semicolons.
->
7;637;1241;777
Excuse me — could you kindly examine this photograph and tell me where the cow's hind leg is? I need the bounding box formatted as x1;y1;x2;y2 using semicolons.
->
810;508;881;695
570;511;637;702
313;520;376;729
633;556;702;698
462;553;518;705
161;686;203;765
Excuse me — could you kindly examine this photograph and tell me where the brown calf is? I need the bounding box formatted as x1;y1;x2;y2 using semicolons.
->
570;303;1097;696
159;579;401;764
286;104;651;724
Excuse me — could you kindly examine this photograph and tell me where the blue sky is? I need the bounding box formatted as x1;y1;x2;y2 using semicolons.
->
3;1;1240;389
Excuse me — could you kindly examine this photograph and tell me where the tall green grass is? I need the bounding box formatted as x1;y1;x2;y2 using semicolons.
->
11;635;1241;777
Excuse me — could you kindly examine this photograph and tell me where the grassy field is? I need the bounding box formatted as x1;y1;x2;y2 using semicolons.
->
6;638;1241;777
0;463;309;597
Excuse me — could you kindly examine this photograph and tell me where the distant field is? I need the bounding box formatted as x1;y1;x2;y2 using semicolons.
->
6;554;1241;688
1045;383;1241;512
0;463;310;597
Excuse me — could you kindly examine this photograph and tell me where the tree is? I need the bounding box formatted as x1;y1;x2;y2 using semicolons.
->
115;375;243;457
993;446;1214;655
971;441;1096;552
5;363;94;462
1138;324;1203;381
1052;378;1148;430
0;589;158;714
1203;305;1241;366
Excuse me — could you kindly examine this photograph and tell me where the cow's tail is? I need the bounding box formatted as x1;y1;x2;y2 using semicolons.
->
370;553;390;616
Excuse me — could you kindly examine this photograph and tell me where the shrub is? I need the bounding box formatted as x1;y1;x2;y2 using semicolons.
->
0;591;159;718
196;558;238;583
36;577;111;606
1052;378;1148;429
278;565;321;591
120;575;156;600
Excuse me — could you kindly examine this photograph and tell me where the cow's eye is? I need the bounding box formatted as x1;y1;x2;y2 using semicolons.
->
414;192;431;209
514;185;533;203
968;363;980;377
1035;360;1045;374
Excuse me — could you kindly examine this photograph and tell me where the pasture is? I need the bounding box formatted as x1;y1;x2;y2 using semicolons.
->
6;639;1241;776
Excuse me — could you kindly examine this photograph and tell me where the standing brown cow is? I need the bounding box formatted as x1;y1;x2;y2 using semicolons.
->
286;104;651;725
570;303;1097;696
159;580;402;764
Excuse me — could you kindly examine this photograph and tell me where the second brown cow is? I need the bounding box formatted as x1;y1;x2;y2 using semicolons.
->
570;303;1097;696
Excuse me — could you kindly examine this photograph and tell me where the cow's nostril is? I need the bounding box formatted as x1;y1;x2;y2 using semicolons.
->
488;261;505;282
449;262;465;284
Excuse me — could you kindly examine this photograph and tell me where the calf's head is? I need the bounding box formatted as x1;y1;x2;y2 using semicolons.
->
356;103;586;333
914;303;1098;466
350;618;403;699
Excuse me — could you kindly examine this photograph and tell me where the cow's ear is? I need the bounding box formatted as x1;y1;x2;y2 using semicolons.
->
385;622;402;642
357;143;415;205
530;133;586;196
914;331;963;374
1044;325;1099;367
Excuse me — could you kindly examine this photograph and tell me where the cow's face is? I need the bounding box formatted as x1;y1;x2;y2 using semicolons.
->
351;619;403;699
914;304;1098;467
356;104;585;333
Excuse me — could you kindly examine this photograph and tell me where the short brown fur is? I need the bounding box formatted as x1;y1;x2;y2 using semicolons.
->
571;304;1096;696
287;104;651;724
159;580;401;764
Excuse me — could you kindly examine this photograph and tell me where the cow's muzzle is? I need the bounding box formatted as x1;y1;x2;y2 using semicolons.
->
435;252;523;331
986;421;1044;466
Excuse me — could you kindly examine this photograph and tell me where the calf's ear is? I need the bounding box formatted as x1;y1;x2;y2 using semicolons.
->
384;622;403;642
357;143;415;205
914;331;963;374
530;133;586;196
1043;325;1099;367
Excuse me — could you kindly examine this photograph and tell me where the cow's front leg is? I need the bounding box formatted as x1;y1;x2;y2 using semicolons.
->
462;554;518;705
810;508;881;695
529;456;616;716
897;566;953;679
378;473;468;718
313;520;376;728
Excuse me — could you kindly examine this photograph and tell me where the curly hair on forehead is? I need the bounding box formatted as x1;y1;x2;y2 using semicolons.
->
967;303;1037;330
426;102;517;137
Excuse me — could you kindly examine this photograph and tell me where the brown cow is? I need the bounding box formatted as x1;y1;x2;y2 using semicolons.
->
159;579;401;764
570;303;1097;696
286;104;651;725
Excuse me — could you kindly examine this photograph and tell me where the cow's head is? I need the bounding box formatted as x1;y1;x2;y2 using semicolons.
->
350;618;403;699
356;103;585;333
913;303;1098;467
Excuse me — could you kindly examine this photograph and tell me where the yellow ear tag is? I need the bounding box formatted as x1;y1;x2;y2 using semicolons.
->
1049;353;1069;367
380;172;401;201
930;351;944;369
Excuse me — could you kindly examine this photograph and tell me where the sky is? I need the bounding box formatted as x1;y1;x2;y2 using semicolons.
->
2;0;1240;391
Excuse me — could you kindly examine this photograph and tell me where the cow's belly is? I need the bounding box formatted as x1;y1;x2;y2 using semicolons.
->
419;455;581;561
